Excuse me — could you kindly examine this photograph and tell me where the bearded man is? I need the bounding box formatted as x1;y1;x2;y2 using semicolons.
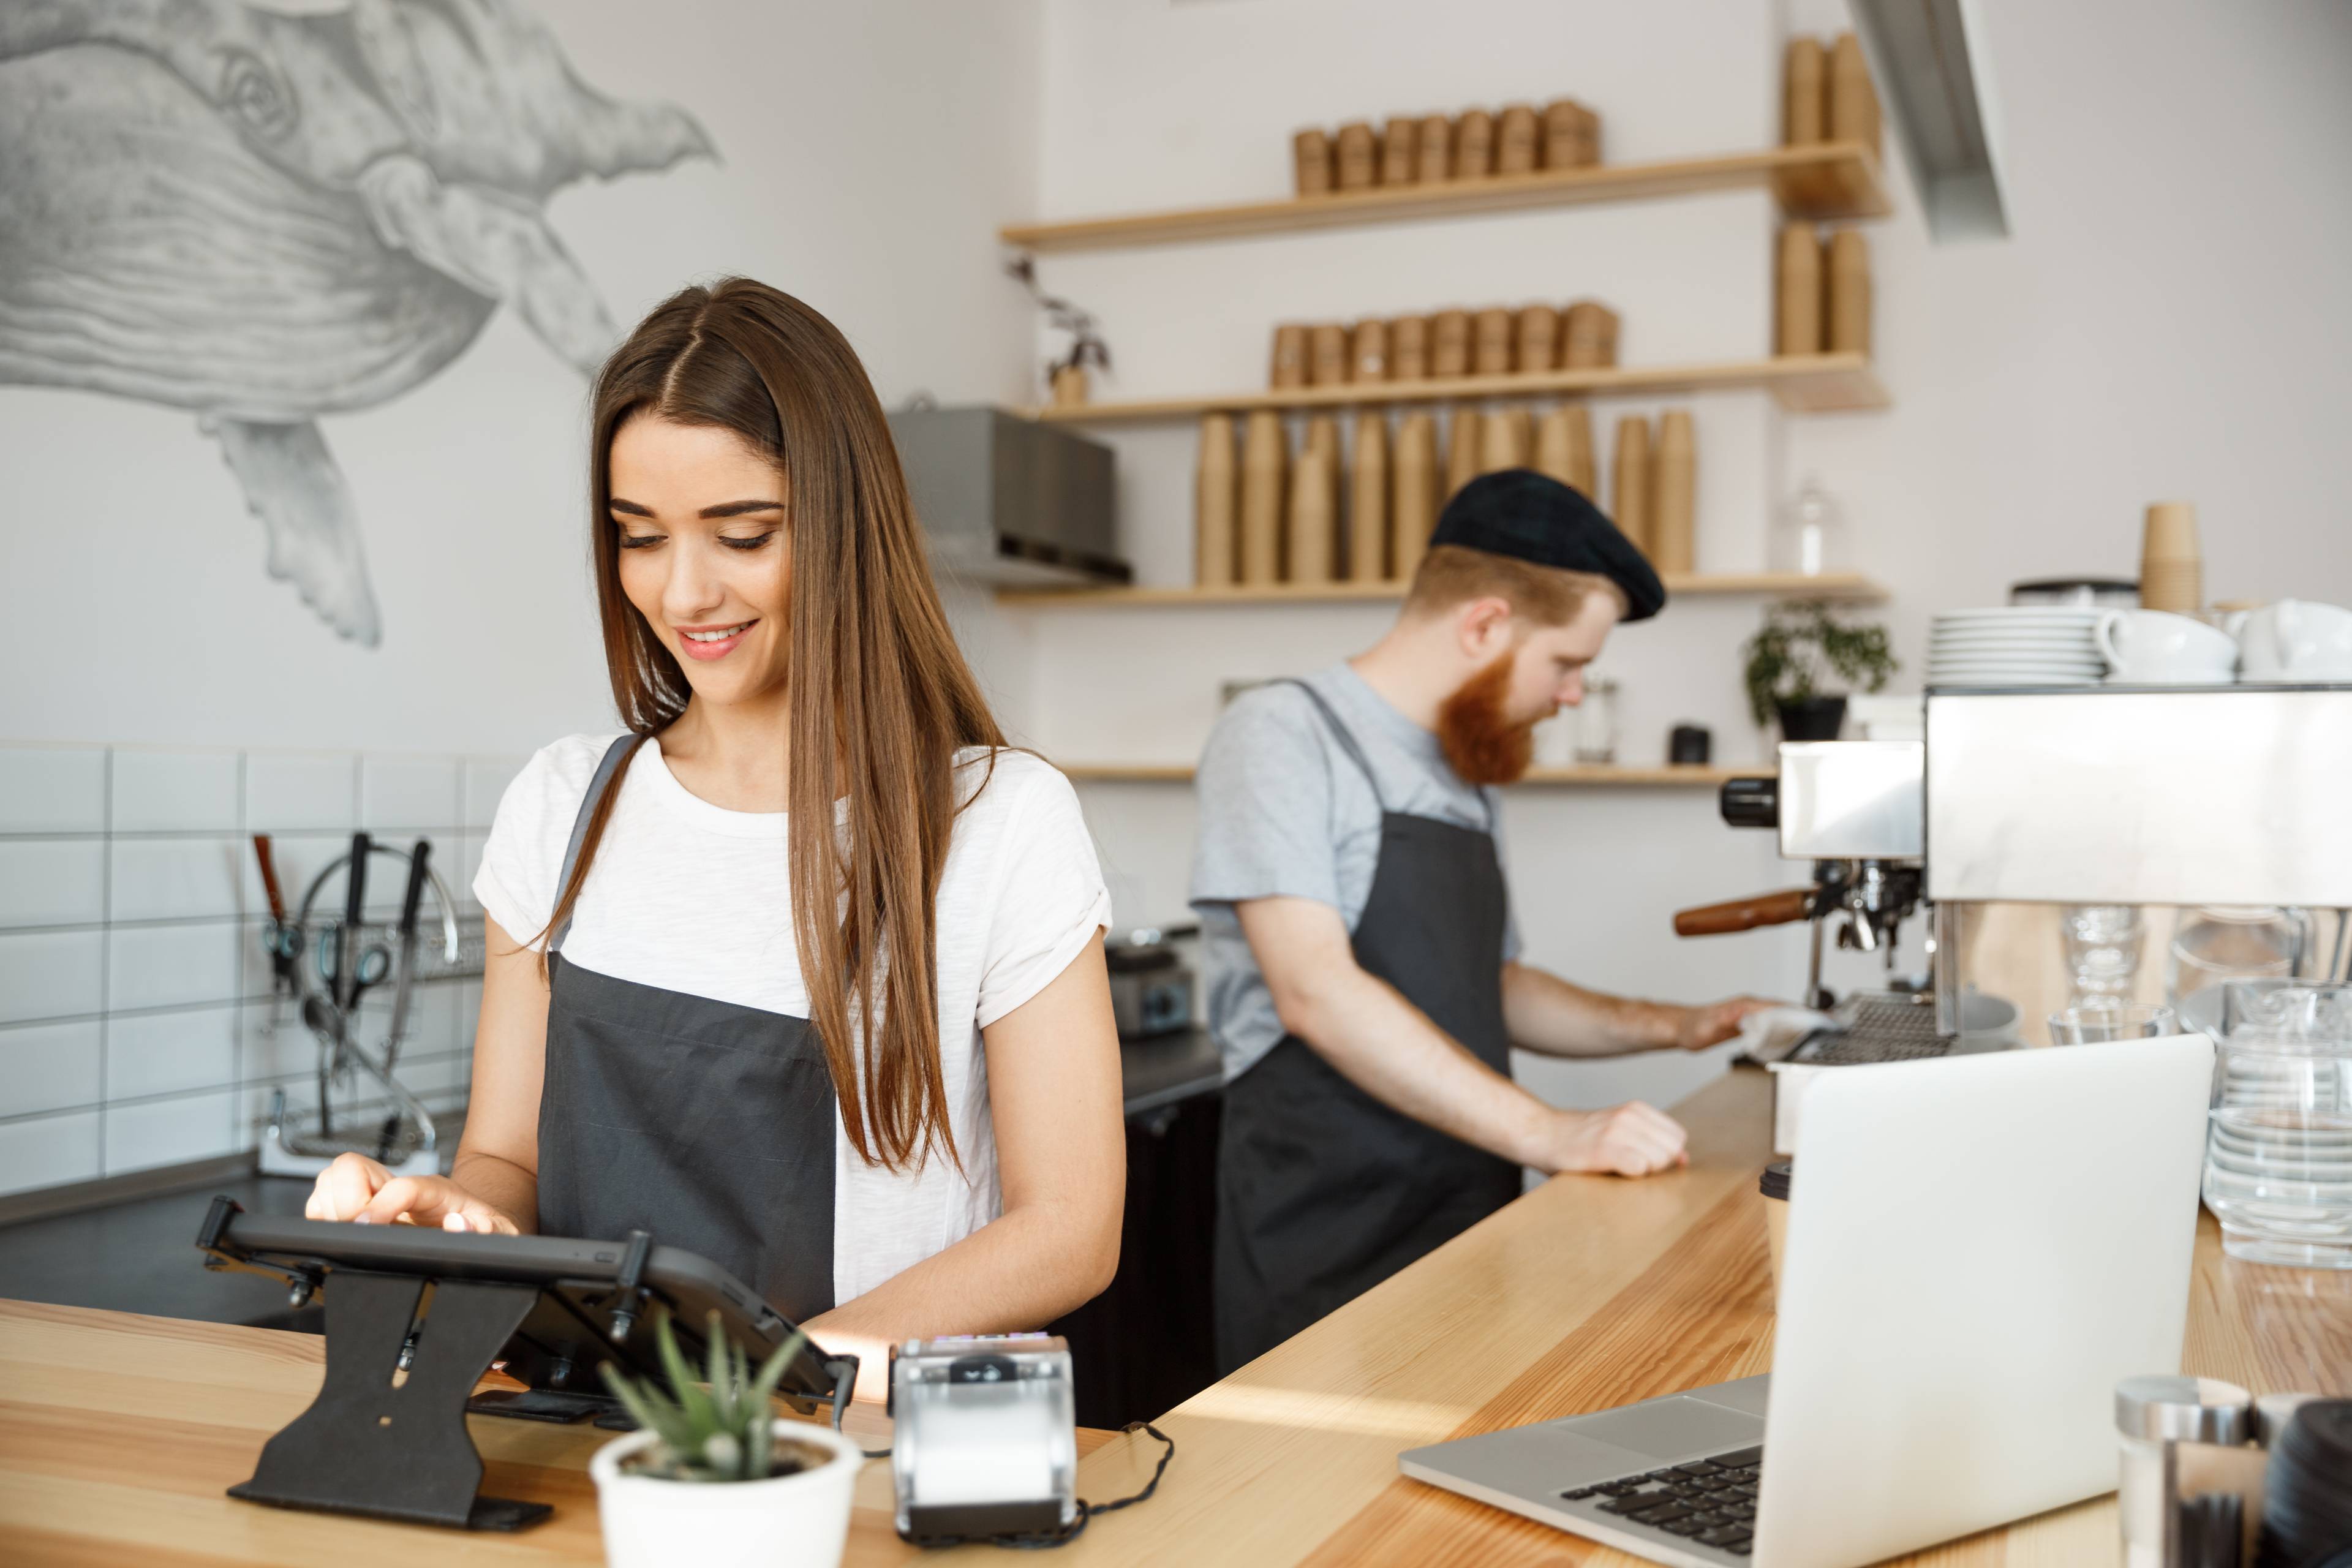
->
1191;469;1774;1372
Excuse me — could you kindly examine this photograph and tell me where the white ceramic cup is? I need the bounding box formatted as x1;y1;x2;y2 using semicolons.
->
2226;600;2352;682
2095;609;2237;684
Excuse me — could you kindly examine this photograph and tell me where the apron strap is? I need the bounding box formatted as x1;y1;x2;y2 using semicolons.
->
1275;677;1498;832
549;734;643;954
1274;678;1388;815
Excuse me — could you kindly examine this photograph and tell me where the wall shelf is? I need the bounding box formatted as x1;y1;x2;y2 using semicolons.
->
996;571;1887;609
1061;761;1761;788
1001;142;1890;253
1027;353;1888;423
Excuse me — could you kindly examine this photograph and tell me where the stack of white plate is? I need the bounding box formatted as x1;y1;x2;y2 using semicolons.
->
1928;608;2105;687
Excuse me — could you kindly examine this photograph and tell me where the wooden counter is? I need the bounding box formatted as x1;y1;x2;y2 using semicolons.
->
7;1067;2347;1566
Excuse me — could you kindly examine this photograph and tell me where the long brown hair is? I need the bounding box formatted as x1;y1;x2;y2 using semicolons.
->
547;277;1005;1173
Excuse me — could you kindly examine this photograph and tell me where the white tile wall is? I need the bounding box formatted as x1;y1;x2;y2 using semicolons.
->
246;753;358;832
0;1020;104;1117
110;837;243;922
110;749;239;832
464;757;527;829
238;831;346;933
0;840;105;927
238;998;316;1084
0;1110;101;1196
0;744;507;1198
0;930;104;1024
107;1006;238;1100
104;1089;238;1177
361;756;462;831
0;746;106;834
107;922;242;1012
454;979;482;1052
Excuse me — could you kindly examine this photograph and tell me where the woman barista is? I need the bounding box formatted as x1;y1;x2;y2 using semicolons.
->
304;279;1125;1393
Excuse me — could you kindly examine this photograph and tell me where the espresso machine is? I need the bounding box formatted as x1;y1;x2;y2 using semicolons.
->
1678;685;2352;1065
1676;739;1943;1063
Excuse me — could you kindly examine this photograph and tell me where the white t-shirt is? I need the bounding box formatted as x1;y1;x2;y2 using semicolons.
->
473;734;1112;1306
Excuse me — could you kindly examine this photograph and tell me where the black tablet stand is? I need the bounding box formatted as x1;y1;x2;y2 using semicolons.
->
196;1196;857;1532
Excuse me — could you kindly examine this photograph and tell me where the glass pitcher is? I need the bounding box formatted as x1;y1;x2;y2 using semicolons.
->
2168;907;2309;1035
2203;984;2352;1268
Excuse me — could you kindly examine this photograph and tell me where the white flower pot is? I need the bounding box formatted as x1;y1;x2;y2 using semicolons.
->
590;1419;863;1568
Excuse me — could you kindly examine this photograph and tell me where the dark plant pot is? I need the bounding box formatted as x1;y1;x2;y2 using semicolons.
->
1774;696;1847;742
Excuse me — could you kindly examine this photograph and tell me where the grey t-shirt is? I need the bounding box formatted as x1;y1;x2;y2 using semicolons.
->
1188;662;1521;1081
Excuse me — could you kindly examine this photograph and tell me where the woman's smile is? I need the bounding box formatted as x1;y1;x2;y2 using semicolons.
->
675;619;760;660
607;412;794;704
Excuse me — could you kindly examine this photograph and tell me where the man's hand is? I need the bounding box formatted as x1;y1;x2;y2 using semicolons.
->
1674;995;1782;1052
305;1151;523;1234
1534;1101;1689;1177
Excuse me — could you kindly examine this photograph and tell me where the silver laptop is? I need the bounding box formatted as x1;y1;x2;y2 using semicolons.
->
1400;1035;2213;1567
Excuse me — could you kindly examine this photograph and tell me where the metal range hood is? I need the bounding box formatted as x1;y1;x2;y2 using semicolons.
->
888;405;1130;589
1850;0;2014;242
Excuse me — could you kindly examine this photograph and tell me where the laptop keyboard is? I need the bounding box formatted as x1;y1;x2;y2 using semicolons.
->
1559;1444;1763;1556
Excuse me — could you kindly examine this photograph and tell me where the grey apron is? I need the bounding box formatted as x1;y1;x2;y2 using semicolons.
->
1213;682;1521;1373
533;735;837;1324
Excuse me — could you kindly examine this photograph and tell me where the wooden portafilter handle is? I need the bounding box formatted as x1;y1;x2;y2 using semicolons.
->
1673;887;1817;937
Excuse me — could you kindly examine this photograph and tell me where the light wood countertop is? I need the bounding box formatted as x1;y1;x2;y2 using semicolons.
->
6;1067;2347;1566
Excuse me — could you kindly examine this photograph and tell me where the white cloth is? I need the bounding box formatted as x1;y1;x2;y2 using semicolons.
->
473;734;1111;1307
1734;1005;1838;1063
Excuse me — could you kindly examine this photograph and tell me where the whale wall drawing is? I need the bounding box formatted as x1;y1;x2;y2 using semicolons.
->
0;0;714;647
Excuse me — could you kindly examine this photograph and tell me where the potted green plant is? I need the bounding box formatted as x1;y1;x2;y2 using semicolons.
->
589;1311;862;1568
1742;601;1898;741
1008;254;1109;406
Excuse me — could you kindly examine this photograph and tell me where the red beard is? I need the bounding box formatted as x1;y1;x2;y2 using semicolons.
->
1438;653;1539;785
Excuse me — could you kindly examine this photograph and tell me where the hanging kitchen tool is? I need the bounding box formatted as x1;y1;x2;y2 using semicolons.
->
258;835;462;1179
252;834;298;1036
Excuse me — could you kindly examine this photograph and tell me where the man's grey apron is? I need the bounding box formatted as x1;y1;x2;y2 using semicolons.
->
533;735;837;1324
1213;682;1521;1373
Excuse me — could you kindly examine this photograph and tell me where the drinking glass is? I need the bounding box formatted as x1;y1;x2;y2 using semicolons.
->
2060;904;2143;1003
2048;1003;2178;1044
2168;906;2305;1032
1570;679;1619;764
2203;983;2352;1270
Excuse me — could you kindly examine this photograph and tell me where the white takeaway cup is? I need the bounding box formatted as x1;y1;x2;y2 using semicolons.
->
2226;600;2352;682
2094;609;2238;684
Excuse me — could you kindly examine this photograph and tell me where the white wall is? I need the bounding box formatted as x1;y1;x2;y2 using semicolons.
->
0;0;1045;755
0;0;1046;1196
1015;0;2352;1112
1783;0;2352;669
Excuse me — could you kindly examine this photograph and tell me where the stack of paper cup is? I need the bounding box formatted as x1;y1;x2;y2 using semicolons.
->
2139;502;2202;613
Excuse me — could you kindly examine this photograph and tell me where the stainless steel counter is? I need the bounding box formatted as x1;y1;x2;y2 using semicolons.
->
1118;1025;1224;1118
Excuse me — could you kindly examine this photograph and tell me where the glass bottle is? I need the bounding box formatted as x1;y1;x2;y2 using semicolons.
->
1571;679;1619;764
1772;476;1847;577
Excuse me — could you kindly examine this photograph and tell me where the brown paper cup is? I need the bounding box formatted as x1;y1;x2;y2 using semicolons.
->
2142;501;2201;562
1431;309;1473;379
1760;1161;1792;1298
1390;315;1431;381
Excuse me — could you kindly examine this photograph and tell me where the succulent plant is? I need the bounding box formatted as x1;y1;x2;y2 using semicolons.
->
598;1310;819;1483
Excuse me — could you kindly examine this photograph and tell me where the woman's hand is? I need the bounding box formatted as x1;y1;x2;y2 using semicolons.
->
304;1151;523;1234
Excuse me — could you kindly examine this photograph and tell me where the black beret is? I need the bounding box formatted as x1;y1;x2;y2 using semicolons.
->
1428;469;1665;621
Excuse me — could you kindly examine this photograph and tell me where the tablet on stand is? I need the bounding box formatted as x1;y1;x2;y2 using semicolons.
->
195;1197;856;1532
